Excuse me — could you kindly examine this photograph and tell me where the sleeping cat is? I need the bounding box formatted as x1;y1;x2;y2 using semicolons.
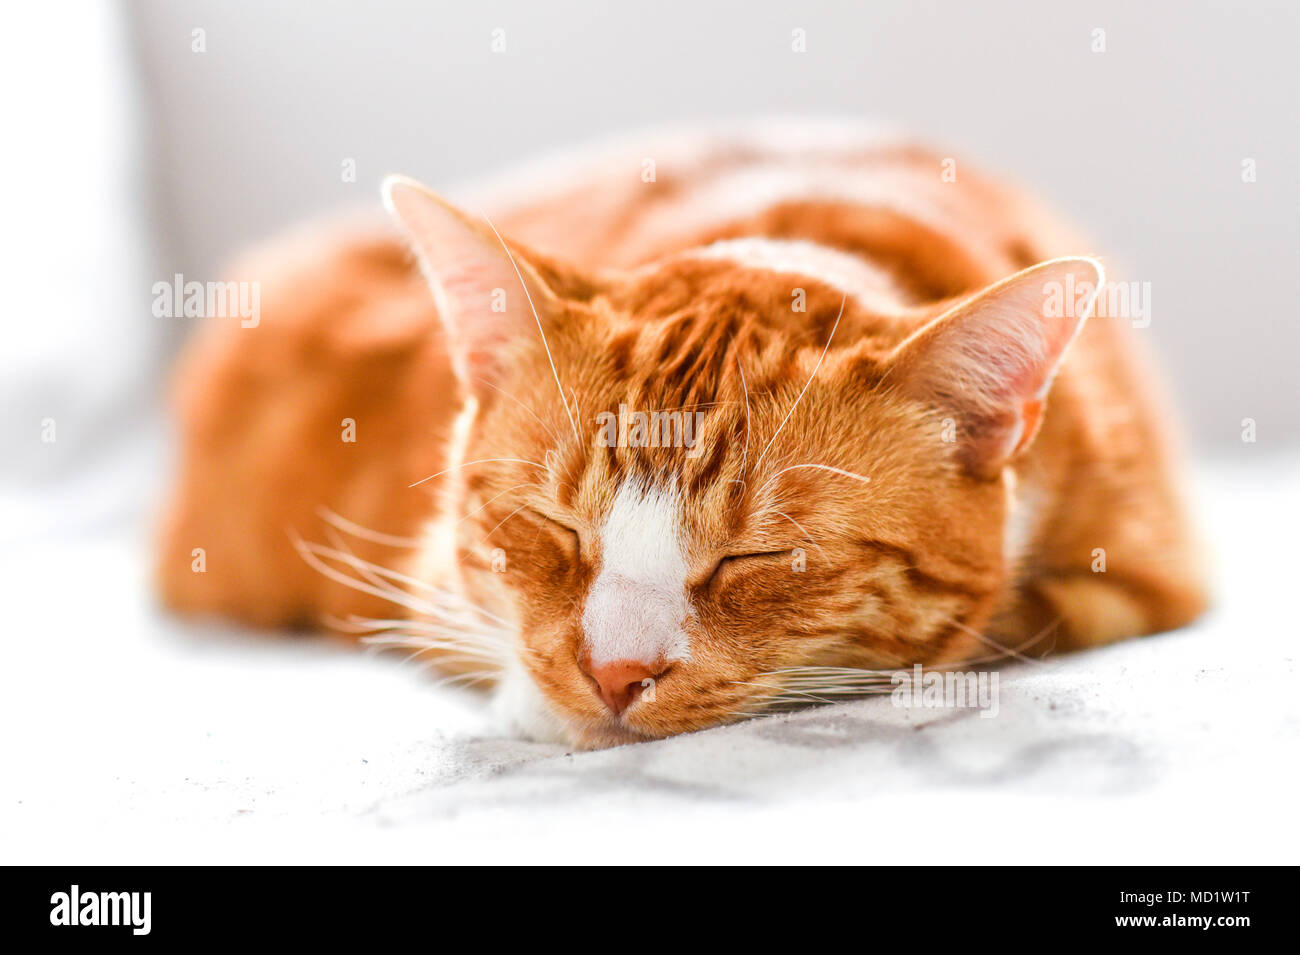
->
157;122;1208;749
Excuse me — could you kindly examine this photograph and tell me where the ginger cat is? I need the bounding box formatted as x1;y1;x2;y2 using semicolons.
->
158;122;1208;748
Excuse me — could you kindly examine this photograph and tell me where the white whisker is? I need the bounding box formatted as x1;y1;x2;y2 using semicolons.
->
949;617;1059;665
291;534;438;618
457;482;539;527
474;376;565;448
296;539;435;605
479;503;529;542
482;212;581;445
757;463;871;501
361;618;514;648
732;663;911;712
409;457;546;489
754;292;846;470
291;534;516;633
737;358;751;485
772;510;828;560
317;507;423;548
322;527;394;599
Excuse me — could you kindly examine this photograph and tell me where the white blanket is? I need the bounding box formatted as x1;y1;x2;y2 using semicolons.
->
2;456;1294;864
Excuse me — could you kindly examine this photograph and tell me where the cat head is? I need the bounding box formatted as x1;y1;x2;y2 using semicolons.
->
384;176;1102;749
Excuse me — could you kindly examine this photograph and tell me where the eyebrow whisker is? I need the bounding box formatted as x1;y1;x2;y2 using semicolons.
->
756;462;871;501
737;357;751;485
482;212;582;446
753;292;846;471
771;509;828;561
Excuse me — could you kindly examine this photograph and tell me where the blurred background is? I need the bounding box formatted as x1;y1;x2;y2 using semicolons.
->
2;0;1296;543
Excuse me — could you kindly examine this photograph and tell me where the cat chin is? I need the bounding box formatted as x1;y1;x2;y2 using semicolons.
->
489;656;572;745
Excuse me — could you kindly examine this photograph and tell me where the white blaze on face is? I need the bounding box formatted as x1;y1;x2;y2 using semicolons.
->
581;481;691;668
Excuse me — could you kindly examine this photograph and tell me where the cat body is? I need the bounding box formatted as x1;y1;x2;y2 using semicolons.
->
159;121;1207;748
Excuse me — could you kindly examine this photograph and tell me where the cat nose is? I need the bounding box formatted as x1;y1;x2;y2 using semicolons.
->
580;658;670;716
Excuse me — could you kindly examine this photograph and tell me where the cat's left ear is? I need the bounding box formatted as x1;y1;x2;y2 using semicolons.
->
382;175;560;389
886;257;1104;479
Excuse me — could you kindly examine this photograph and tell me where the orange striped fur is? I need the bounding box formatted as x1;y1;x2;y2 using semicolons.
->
158;123;1208;748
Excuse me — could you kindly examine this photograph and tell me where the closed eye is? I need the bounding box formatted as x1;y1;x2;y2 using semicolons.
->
706;550;790;588
527;508;581;554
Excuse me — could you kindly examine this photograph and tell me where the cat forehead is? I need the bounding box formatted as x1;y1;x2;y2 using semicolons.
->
577;237;905;403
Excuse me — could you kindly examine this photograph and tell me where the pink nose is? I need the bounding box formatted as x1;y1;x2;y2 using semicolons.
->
581;658;670;715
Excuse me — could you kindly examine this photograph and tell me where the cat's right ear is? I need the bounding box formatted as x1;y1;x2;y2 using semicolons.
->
382;175;559;389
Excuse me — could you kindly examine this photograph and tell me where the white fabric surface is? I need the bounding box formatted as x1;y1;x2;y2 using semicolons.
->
2;456;1295;864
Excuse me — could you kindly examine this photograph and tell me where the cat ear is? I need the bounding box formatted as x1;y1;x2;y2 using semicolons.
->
382;175;558;388
887;257;1104;479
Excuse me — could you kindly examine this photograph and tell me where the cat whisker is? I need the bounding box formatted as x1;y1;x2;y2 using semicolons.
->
478;503;530;543
346;612;537;666
361;622;511;650
737;358;751;484
334;555;516;631
327;614;491;642
628;399;741;414
292;534;516;635
292;534;442;619
755;463;871;501
951;618;1060;666
761;664;898;676
772;510;828;560
729;681;842;706
316;507;424;548
396;645;496;670
736;663;934;712
321;527;397;600
359;627;512;668
295;537;430;607
753;292;846;471
482;212;581;445
408;457;547;489
569;387;582;433
765;677;894;691
457;482;540;527
425;668;499;689
948;616;1060;665
345;612;499;634
474;376;566;449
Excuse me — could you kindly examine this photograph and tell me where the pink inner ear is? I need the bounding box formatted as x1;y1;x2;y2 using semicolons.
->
440;258;517;355
980;318;1053;400
385;178;550;388
1012;398;1044;457
893;257;1102;476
